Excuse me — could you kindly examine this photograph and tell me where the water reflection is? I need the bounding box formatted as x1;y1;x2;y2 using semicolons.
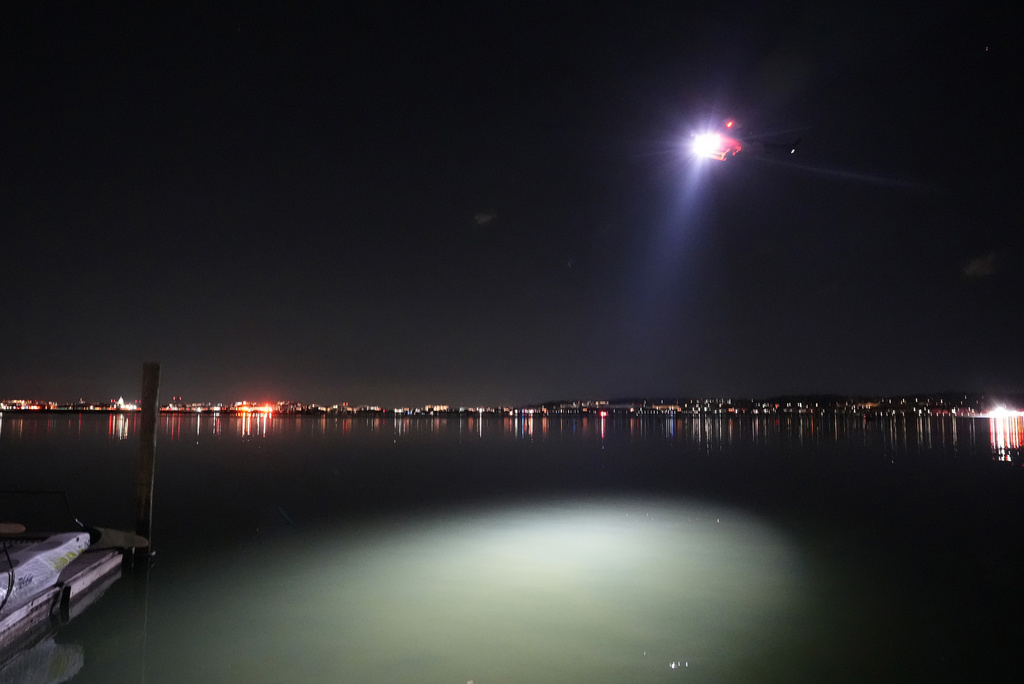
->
0;636;83;683
990;414;1023;460
236;410;271;438
0;412;1014;461
107;412;132;440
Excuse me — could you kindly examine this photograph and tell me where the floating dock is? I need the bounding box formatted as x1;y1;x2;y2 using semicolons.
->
0;548;123;654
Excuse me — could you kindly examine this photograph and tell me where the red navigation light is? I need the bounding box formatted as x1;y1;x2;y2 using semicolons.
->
725;120;734;128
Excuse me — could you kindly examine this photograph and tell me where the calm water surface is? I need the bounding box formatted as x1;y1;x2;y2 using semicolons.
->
0;412;1022;683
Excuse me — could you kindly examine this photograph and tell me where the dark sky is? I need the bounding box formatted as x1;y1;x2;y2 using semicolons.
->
2;1;1021;407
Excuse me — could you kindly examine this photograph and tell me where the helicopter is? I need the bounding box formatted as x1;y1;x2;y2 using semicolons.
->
691;119;801;161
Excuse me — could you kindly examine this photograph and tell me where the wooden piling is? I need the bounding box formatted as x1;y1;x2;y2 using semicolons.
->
134;362;160;562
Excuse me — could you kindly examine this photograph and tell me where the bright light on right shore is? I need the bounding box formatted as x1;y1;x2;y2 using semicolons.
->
984;406;1024;418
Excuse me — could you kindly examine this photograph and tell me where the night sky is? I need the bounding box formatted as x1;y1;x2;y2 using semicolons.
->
2;2;1021;407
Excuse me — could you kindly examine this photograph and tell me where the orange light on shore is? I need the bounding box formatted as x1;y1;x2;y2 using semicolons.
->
235;404;273;413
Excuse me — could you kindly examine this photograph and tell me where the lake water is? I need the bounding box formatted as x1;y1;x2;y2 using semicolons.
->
1;412;1022;682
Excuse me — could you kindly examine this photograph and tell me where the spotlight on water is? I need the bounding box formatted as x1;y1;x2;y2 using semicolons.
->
149;498;804;682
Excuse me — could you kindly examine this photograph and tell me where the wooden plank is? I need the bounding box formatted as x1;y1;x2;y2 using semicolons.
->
1;549;124;650
60;551;122;622
61;550;121;598
66;564;120;623
0;587;59;647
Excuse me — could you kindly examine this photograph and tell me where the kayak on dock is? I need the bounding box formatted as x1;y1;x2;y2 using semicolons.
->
0;491;149;659
0;531;94;616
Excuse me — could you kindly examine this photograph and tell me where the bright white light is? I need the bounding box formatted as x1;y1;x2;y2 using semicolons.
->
984;406;1024;418
692;133;721;158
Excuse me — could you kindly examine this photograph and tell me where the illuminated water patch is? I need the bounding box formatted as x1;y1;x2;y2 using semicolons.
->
144;498;806;683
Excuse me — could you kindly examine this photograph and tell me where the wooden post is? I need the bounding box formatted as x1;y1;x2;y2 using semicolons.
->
134;362;160;562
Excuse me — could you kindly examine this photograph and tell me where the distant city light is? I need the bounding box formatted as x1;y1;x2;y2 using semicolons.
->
0;394;1014;421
